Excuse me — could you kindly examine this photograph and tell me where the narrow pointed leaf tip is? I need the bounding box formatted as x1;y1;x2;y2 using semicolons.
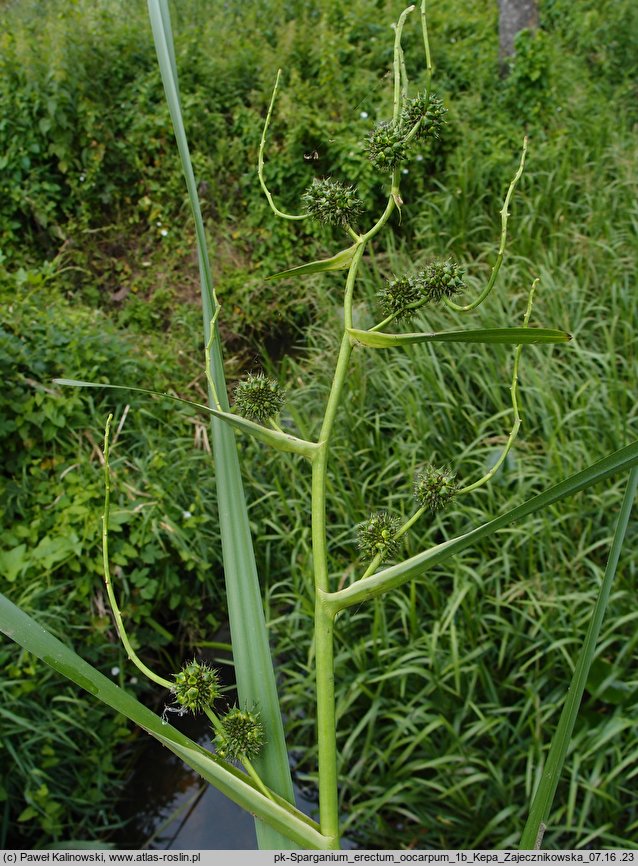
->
267;244;358;280
348;327;572;349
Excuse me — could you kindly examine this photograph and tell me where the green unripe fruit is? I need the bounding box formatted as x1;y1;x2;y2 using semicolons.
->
377;274;423;321
414;465;457;512
302;178;364;227
215;708;265;761
357;511;401;561
234;373;286;423
401;92;447;141
367;121;408;172
171;660;221;714
416;260;466;303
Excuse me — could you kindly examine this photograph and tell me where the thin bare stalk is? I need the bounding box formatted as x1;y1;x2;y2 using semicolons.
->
102;414;173;691
457;279;538;495
259;69;308;222
393;6;415;124
444;137;528;313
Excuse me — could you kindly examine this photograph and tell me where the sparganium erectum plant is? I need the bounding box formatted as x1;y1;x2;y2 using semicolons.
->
4;0;638;853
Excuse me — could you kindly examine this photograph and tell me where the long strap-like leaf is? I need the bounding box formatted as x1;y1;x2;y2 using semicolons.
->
54;379;317;457
347;326;571;348
147;1;295;847
520;466;638;848
323;440;638;612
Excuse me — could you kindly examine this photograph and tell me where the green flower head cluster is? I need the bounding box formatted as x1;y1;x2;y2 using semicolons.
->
357;511;401;561
171;659;221;714
367;93;447;172
377;260;465;321
377;273;423;320
302;178;364;227
401;92;447;141
215;707;265;761
414;464;457;512
367;121;409;172
419;260;465;303
234;373;286;423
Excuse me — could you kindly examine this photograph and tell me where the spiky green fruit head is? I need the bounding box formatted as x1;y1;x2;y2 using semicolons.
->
215;707;265;761
357;511;401;561
377;274;423;321
401;92;447;141
302;177;364;227
171;659;221;713
417;260;466;303
414;464;457;512
367;121;408;172
234;373;286;423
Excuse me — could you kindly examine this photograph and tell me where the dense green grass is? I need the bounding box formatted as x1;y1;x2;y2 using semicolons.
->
1;0;637;849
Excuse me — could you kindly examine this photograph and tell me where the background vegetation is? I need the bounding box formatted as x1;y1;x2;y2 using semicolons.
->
1;0;637;849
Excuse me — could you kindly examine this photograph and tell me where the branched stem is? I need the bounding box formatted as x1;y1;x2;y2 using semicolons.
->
253;4;548;853
368;140;526;332
305;6;426;840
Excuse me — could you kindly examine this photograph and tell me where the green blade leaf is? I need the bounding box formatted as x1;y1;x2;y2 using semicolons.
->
267;245;358;280
520;466;638;849
0;593;328;850
54;379;316;458
147;0;295;847
324;440;638;612
348;326;572;349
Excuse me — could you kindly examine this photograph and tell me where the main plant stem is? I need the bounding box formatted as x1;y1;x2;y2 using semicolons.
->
311;244;367;847
311;332;353;849
309;7;413;843
314;596;339;848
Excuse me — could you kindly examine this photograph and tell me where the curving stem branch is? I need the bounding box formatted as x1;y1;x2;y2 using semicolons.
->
393;6;415;124
445;137;528;313
102;414;173;691
259;69;309;222
456;278;539;495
